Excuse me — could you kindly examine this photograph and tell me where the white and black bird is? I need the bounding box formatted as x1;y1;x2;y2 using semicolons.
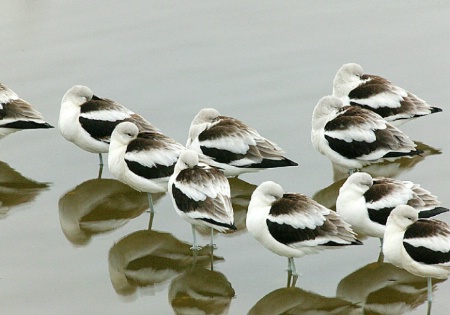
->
333;63;442;126
59;85;157;169
0;83;53;139
168;149;236;250
186;108;298;177
108;121;185;225
247;181;362;285
383;205;450;303
311;96;422;174
336;172;448;243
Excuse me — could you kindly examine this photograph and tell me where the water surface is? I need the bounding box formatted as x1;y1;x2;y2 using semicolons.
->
1;1;449;314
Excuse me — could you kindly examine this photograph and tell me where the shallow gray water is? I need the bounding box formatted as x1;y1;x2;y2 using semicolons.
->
1;1;449;314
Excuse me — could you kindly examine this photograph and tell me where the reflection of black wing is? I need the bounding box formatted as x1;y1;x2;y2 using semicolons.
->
311;178;346;211
58;178;152;245
337;261;443;313
169;266;235;315
0;160;50;218
108;229;223;296
249;286;358;315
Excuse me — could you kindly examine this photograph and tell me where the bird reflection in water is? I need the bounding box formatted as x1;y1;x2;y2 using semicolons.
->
228;177;257;233
248;286;359;315
0;160;50;219
58;178;161;245
332;141;441;182
108;229;224;299
337;261;445;315
169;266;235;315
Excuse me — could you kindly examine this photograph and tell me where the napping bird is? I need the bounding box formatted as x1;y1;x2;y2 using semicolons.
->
383;205;450;303
168;149;236;250
186;108;297;177
336;172;448;245
332;63;442;126
247;181;361;286
108;121;185;225
58;85;157;169
0;83;53;139
311;96;422;174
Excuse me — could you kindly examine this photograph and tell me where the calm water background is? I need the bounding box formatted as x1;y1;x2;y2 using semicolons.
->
1;1;449;314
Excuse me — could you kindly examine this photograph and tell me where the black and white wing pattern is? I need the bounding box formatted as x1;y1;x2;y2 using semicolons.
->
124;131;184;181
403;219;450;267
170;150;236;232
349;75;441;123
332;63;442;126
325;105;421;163
267;193;361;249
365;177;448;225
108;121;183;194
0;83;53;138
187;108;297;176
384;205;450;279
59;85;157;155
78;94;156;144
311;96;422;172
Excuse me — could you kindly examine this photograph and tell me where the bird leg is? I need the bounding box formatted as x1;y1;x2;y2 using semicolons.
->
148;211;155;230
192;247;198;268
210;238;214;271
209;227;217;249
427;277;433;302
427;277;433;315
97;153;104;178
286;257;298;287
347;168;360;175
287;270;293;287
191;225;202;251
147;193;155;213
147;193;155;229
377;238;385;263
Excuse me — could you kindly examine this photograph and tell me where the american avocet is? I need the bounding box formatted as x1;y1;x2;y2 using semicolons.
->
168;149;236;250
332;63;442;126
186;108;298;177
0;83;53;139
383;205;450;304
311;96;422;174
108;121;184;226
247;181;362;286
336;172;448;244
58;85;156;172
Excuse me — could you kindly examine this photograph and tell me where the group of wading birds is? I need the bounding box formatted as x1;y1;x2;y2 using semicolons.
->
1;63;449;304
